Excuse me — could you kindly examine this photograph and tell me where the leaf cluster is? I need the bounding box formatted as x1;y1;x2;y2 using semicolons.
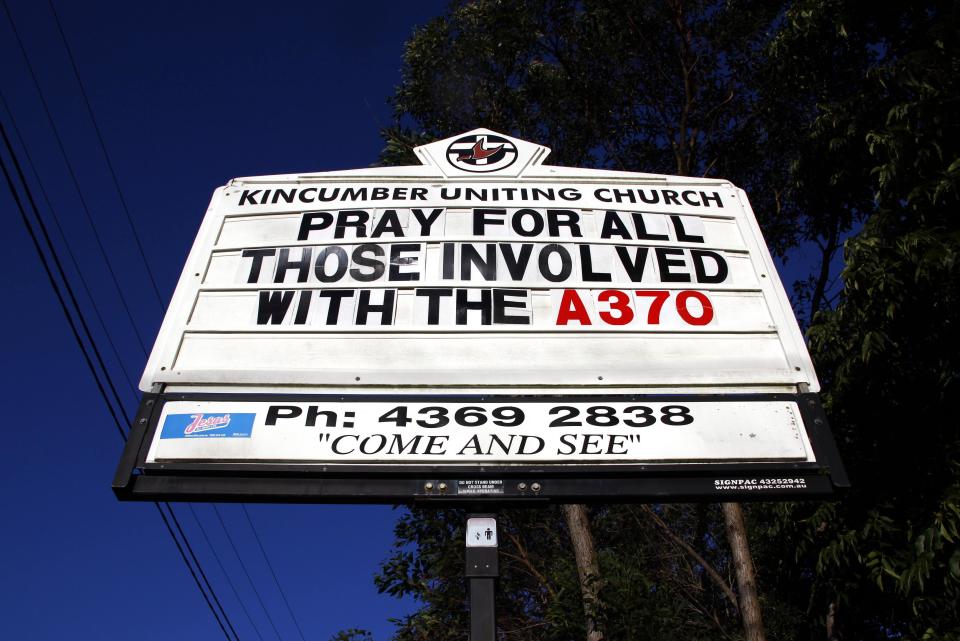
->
352;0;960;639
370;505;743;641
751;1;960;639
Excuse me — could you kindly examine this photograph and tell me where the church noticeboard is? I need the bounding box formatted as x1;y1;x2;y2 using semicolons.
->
114;129;848;503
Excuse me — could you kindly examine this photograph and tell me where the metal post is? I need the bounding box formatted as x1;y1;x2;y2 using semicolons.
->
465;514;498;641
470;576;495;641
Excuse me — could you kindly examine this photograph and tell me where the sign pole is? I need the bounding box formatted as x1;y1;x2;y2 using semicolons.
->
465;514;498;641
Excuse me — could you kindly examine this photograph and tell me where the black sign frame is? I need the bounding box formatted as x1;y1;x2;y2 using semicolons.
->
113;391;848;504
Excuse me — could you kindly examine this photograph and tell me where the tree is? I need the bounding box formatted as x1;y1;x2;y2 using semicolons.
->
379;2;800;638
330;629;375;641
379;0;864;324
365;0;960;639
375;505;744;641
749;1;960;638
381;0;799;251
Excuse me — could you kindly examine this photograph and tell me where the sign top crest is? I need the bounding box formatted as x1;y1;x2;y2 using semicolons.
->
414;128;550;178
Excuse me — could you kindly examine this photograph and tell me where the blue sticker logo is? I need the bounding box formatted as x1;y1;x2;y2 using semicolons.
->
160;413;256;439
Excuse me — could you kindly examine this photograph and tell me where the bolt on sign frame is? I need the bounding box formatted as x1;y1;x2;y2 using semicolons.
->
114;129;848;504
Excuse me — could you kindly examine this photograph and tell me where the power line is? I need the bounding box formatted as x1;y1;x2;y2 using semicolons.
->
45;0;165;310
0;120;127;442
240;505;308;641
5;8;297;640
0;89;139;400
2;0;150;356
190;505;267;641
155;503;237;641
0;112;130;439
167;503;242;641
0;111;239;641
213;505;287;641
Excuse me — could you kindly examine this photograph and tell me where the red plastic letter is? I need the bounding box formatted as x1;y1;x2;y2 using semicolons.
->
556;289;592;325
597;290;635;325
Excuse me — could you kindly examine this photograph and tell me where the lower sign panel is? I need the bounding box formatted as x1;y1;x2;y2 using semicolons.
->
146;397;814;465
116;393;848;502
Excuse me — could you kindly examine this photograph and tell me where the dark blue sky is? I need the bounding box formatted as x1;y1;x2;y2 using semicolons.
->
0;2;447;639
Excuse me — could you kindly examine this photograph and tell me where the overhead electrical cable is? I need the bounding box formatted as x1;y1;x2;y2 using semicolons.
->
45;0;165;310
6;7;293;639
166;503;243;641
0;113;240;641
155;503;238;641
2;0;150;356
240;505;308;641
190;505;268;641
213;505;287;641
0;123;127;442
0;116;131;438
0;90;139;399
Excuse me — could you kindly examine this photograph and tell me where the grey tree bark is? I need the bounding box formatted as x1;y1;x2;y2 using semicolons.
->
562;504;604;641
722;502;766;641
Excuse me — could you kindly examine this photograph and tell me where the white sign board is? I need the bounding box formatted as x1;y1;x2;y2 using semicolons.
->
115;130;846;502
142;129;816;393
147;399;814;464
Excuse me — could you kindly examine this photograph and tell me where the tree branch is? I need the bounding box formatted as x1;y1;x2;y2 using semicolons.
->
502;530;559;601
810;216;841;319
638;505;740;611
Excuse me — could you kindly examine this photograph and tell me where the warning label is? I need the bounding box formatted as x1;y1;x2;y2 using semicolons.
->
457;480;504;495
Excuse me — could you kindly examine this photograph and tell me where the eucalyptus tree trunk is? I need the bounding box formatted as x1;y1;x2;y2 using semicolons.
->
562;504;604;641
722;502;766;641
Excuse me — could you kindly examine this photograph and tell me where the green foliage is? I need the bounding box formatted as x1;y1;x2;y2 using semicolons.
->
374;505;742;640
329;629;375;641
380;0;808;256
364;0;960;639
751;1;960;639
